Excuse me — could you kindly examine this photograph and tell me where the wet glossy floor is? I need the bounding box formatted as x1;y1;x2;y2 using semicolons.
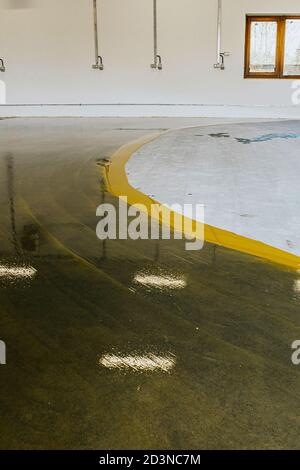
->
0;118;300;450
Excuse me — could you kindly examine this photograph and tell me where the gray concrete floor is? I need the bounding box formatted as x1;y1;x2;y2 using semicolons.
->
127;119;300;257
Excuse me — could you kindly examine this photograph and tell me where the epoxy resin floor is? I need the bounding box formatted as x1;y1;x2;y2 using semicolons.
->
0;117;300;450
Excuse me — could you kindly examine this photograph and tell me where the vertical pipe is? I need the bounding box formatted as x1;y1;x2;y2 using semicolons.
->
93;0;99;64
153;0;158;64
92;0;103;70
151;0;162;69
214;0;229;70
216;0;222;64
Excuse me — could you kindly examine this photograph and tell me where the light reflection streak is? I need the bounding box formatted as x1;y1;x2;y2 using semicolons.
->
0;264;37;279
99;353;176;372
294;279;300;294
134;272;186;290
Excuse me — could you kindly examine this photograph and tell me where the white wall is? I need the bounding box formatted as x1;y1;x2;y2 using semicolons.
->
0;0;300;117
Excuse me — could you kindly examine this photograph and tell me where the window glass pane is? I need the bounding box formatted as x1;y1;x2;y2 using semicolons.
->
249;21;277;73
284;19;300;76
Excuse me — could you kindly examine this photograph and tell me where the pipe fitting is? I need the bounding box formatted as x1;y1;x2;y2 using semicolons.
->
92;55;104;70
214;52;230;70
0;59;5;73
151;54;162;70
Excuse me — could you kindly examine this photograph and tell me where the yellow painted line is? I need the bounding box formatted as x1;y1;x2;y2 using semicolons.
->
105;132;300;270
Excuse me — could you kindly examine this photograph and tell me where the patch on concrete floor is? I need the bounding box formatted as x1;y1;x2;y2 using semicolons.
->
235;132;300;144
209;133;230;138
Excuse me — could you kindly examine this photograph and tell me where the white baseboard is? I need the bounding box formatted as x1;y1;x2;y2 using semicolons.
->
0;104;300;119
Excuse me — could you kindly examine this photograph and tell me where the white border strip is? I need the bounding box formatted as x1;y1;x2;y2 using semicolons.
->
0;104;299;118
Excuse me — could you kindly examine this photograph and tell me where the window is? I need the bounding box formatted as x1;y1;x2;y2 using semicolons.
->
244;16;300;78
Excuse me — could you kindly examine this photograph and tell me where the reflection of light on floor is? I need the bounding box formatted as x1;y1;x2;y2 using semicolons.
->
134;272;186;290
294;279;300;293
99;353;176;372
0;264;37;279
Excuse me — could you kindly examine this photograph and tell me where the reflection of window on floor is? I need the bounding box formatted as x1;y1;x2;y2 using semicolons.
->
244;16;300;78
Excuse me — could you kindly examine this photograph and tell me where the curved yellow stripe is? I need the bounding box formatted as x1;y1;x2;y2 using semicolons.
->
105;132;300;270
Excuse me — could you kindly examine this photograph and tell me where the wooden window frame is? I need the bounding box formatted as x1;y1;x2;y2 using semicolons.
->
244;15;300;79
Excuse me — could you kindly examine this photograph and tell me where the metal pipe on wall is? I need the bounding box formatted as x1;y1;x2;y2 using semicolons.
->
216;0;222;64
213;0;229;70
92;0;104;70
151;0;162;70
